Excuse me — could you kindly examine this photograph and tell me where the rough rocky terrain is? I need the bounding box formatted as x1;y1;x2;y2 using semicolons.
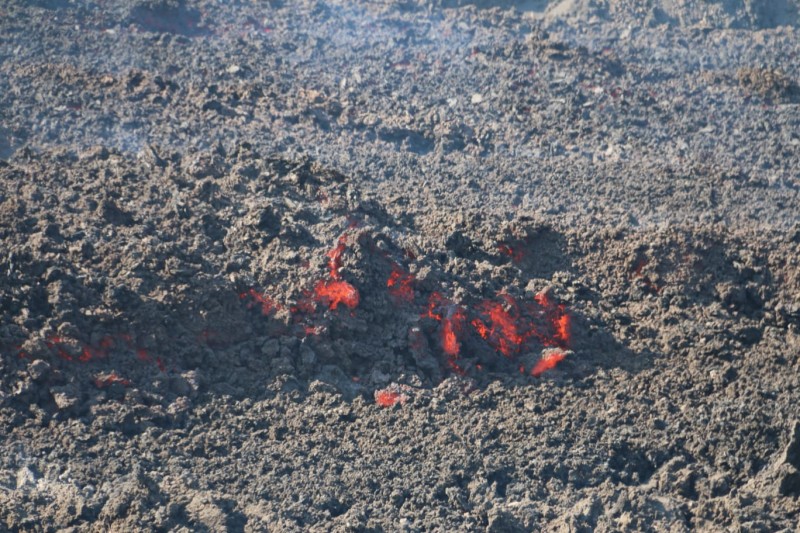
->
1;0;799;531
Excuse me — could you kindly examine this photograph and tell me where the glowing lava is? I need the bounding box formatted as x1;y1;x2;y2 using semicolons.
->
327;234;348;280
554;313;571;347
45;336;74;362
441;316;461;357
387;263;415;303
471;294;525;357
422;292;466;373
531;350;567;377
312;233;361;311
375;389;407;407
314;280;360;310
43;333;165;377
497;243;524;263
240;288;281;316
533;291;571;348
94;372;131;388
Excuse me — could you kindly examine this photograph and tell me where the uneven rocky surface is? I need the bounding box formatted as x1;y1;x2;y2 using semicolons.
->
1;0;799;530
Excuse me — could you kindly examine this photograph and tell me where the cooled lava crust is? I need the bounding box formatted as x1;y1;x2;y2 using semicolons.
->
1;0;799;530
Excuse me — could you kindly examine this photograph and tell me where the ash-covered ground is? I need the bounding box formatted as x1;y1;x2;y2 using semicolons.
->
1;0;799;531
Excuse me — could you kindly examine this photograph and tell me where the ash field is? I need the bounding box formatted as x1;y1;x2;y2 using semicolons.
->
1;0;800;531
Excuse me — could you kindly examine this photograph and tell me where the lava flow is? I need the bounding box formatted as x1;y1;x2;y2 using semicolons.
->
240;288;281;316
233;226;571;378
471;294;525;357
422;292;467;373
39;333;166;385
94;372;131;388
531;350;568;377
497;242;524;263
327;234;348;280
532;292;571;349
387;263;415;303
374;389;408;407
314;232;360;311
314;279;360;310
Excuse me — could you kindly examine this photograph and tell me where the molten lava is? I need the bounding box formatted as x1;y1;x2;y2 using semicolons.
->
387;263;415;303
327;234;348;280
441;316;461;357
422;292;466;371
94;372;131;388
314;280;360;310
531;350;567;377
532;291;572;348
554;313;571;347
497;243;524;263
304;325;323;336
228;226;573;380
375;389;407;407
290;292;317;315
240;288;281;316
471;294;525;357
312;233;361;311
45;336;74;362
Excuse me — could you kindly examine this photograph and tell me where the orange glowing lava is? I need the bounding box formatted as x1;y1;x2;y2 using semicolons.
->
532;291;572;348
314;280;360;310
554;313;571;347
441;317;460;356
290;292;317;315
498;243;524;263
422;292;466;368
45;336;73;362
80;346;101;362
42;333;163;380
387;264;415;303
375;389;407;407
94;372;131;388
472;294;525;357
531;350;567;377
533;291;550;308
327;235;348;280
240;288;281;316
304;325;323;336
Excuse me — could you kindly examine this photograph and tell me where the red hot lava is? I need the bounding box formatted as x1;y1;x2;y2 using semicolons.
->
471;294;525;357
375;389;408;407
233;226;572;378
44;333;165;375
314;279;360;310
314;233;360;311
94;372;131;388
327;234;348;280
469;291;571;363
531;350;568;377
422;292;466;373
533;292;571;349
246;233;362;317
497;243;524;263
387;263;415;303
240;288;281;316
554;313;571;347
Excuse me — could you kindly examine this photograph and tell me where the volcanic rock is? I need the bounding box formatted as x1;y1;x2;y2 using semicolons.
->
50;385;79;411
27;359;51;382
